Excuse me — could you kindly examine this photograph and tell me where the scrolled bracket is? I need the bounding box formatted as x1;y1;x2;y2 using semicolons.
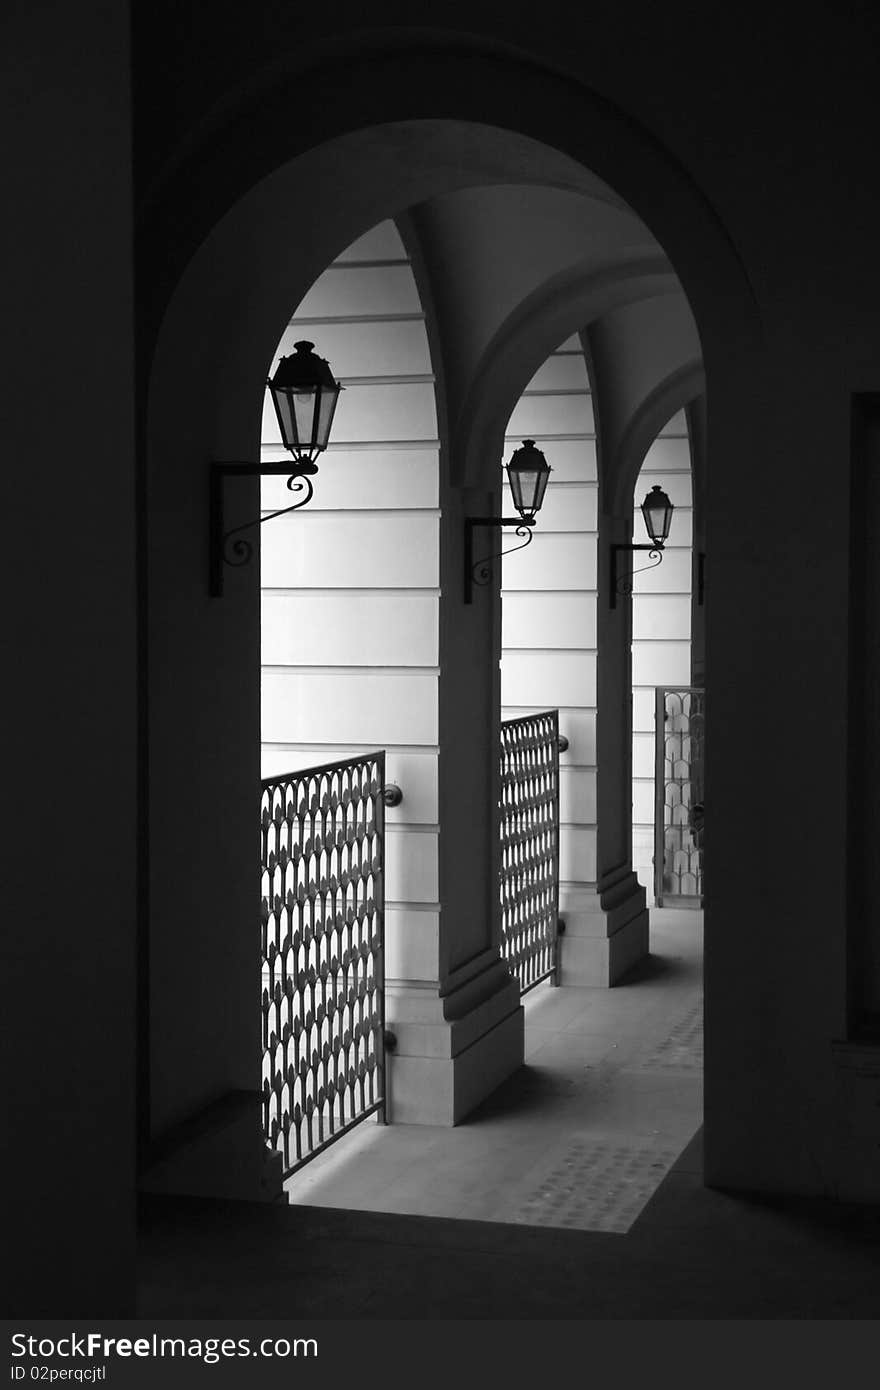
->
464;516;535;604
609;543;665;609
210;460;316;597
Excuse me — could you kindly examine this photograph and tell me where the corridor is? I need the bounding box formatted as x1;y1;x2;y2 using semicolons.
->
282;907;703;1233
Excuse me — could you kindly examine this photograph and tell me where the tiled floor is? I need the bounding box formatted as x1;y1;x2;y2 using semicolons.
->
139;909;880;1317
283;907;703;1233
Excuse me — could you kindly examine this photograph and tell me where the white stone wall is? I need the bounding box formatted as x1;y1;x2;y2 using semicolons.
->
631;421;694;898
501;338;598;892
500;359;693;916
260;220;441;984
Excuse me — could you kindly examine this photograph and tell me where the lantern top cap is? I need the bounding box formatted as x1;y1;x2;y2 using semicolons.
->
269;341;340;391
508;439;550;469
644;483;673;507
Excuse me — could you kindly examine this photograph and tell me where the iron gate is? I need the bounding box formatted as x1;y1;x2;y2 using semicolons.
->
500;709;561;994
654;687;705;906
261;752;387;1177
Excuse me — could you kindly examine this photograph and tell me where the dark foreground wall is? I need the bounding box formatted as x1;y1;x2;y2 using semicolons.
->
2;2;137;1314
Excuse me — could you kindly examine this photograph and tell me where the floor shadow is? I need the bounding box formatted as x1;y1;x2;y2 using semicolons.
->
461;1061;598;1124
614;951;691;987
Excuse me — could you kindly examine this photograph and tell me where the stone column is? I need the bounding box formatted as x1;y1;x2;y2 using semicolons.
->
560;508;649;984
384;479;524;1123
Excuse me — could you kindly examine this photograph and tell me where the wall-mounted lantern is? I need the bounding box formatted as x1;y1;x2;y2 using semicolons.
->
609;484;674;608
464;440;551;604
210;341;343;596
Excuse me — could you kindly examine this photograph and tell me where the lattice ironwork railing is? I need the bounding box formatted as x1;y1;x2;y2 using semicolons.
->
654;687;705;906
500;709;561;995
261;753;386;1178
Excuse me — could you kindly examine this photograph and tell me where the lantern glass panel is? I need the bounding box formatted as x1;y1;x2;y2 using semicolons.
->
316;383;341;450
270;389;296;449
293;388;319;449
530;463;550;515
509;465;538;514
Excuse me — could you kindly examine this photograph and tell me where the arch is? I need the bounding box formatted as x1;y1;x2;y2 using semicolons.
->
499;337;600;972
138;39;762;376
455;256;680;490
610;360;706;516
629;408;697;897
259;221;443;1033
141;47;757;1145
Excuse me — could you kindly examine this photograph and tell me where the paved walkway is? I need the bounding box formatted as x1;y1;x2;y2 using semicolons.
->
138;908;880;1316
283;908;703;1233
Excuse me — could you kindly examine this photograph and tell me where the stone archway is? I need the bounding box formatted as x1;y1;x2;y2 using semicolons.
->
140;43;761;1192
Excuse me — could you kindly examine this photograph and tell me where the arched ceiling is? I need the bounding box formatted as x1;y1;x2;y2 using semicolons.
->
148;118;704;508
399;181;702;492
585;294;703;510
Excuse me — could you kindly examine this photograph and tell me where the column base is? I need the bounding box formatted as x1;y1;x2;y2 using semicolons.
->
138;1090;287;1204
558;869;649;986
385;957;524;1124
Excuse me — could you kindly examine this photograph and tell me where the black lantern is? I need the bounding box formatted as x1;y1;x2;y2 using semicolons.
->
609;484;675;608
464;440;551;603
267;340;343;470
640;484;674;547
209;339;342;596
506;439;551;522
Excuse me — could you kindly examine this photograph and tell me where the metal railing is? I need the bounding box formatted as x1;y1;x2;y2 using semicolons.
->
260;752;387;1177
499;710;561;995
654;687;705;906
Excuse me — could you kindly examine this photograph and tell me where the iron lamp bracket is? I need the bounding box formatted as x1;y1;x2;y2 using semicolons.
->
609;542;665;609
210;460;317;597
464;515;535;604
